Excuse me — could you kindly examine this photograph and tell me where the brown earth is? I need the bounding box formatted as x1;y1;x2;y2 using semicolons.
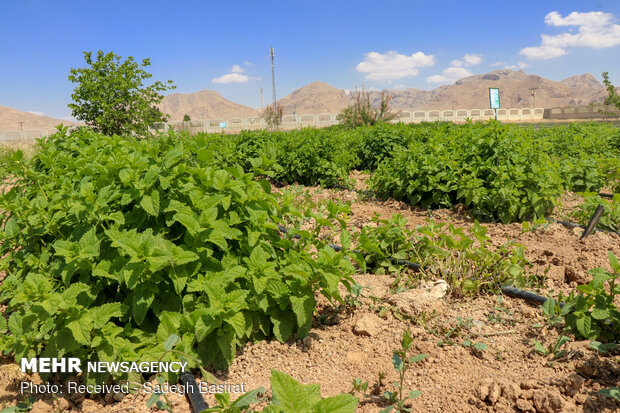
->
1;173;619;412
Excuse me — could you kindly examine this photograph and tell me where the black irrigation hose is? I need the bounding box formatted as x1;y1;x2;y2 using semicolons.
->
549;218;620;237
180;372;209;413
598;192;615;199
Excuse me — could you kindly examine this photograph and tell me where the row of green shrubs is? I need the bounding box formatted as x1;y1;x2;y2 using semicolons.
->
188;120;620;223
0;128;356;386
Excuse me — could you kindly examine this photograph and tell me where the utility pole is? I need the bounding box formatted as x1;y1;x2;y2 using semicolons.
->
18;122;24;140
260;87;263;109
270;46;276;108
529;87;539;108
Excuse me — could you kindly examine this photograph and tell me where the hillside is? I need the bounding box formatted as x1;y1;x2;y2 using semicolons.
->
0;106;79;132
367;70;608;111
276;81;351;114
159;90;259;120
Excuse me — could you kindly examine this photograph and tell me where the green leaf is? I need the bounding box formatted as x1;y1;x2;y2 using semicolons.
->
271;310;295;342
140;190;160;216
270;370;321;411
163;334;179;351
313;394;359;413
66;316;92;345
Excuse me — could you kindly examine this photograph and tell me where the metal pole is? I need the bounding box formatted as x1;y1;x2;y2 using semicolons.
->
270;46;276;108
260;87;263;109
19;122;24;140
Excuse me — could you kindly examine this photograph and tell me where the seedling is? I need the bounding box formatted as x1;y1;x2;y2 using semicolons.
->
351;378;369;395
533;335;572;360
380;330;426;413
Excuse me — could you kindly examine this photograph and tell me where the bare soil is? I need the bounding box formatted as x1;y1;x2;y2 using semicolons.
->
1;172;619;413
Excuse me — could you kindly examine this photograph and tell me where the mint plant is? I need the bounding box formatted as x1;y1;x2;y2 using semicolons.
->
0;128;355;385
203;370;358;413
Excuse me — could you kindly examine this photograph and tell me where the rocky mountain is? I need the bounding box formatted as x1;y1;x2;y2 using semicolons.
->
366;70;608;112
276;81;351;114
0;106;79;132
159;90;258;121
2;71;611;131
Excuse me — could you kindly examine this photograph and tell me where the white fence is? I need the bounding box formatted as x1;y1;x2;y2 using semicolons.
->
0;107;545;141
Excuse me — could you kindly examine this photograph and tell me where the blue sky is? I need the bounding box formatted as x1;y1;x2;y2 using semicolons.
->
1;0;620;119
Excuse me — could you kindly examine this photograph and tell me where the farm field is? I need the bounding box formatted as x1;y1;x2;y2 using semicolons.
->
0;121;619;413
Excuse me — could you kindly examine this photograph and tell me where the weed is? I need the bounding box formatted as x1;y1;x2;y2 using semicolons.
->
380;330;426;413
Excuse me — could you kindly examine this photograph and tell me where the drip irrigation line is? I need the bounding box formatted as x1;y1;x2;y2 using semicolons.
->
548;218;620;237
598;192;615;199
276;224;559;305
180;372;209;413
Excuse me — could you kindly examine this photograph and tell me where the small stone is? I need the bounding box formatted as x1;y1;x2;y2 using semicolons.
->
475;381;490;401
516;398;534;412
353;314;382;337
565;267;588;285
429;280;448;298
104;392;114;404
501;382;521;402
112;392;126;402
487;381;501;404
57;398;71;412
532;389;564;413
302;336;312;348
29;401;52;413
543;250;554;256
520;380;537;390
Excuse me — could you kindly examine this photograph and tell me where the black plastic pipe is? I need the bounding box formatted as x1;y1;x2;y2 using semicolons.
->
581;204;605;239
180;372;208;413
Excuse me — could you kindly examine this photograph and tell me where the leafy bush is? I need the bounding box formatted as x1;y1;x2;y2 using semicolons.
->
543;253;619;342
352;214;530;295
68;50;175;136
338;86;399;128
570;193;620;232
370;121;564;223
0;128;355;385
273;129;359;187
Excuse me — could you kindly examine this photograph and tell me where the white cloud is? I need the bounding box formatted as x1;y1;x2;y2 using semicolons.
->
490;61;506;67
244;60;253;66
212;64;259;84
212;73;251;84
426;67;473;84
28;111;44;116
356;50;435;81
520;11;620;59
451;53;483;67
504;62;531;70
426;53;482;84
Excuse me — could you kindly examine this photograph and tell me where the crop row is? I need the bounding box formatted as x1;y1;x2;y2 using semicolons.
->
193;120;620;223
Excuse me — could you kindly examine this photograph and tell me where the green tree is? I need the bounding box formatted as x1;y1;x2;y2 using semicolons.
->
602;72;620;110
68;50;175;136
183;114;191;122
